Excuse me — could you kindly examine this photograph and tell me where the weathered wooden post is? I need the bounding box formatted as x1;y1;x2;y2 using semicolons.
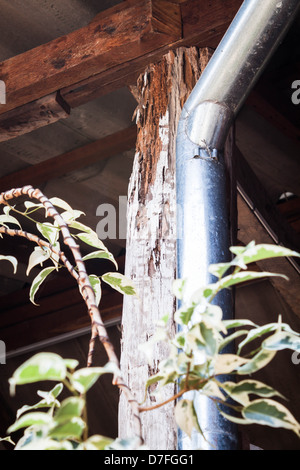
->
119;47;211;449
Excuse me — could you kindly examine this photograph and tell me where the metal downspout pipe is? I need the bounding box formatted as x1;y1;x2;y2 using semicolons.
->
176;0;300;450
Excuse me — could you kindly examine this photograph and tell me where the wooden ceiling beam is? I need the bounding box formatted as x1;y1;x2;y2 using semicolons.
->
0;125;137;191
0;0;242;115
0;93;70;142
0;0;182;116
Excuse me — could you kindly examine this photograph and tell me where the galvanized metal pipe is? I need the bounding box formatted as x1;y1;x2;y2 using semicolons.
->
176;0;300;450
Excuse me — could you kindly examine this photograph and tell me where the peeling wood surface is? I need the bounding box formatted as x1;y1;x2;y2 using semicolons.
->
119;47;210;449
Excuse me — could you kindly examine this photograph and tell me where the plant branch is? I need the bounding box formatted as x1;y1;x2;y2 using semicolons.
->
0;186;143;447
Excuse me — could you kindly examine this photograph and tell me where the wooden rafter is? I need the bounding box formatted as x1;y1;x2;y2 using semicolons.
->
0;0;242;116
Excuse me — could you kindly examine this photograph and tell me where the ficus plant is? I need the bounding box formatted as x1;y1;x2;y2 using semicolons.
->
0;185;300;450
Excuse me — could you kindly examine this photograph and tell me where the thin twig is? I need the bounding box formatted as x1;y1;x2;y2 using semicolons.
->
0;186;144;446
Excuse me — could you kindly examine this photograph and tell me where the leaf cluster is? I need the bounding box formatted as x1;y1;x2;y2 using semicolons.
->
140;242;300;441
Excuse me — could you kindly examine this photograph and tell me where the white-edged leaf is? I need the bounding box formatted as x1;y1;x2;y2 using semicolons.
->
223;319;258;330
242;399;300;436
82;250;118;269
201;380;225;401
68;220;93;234
49;417;85;440
88;275;101;306
173;279;186;300
16;383;63;418
218;330;249;352
37;222;59;245
231;243;300;267
0;213;22;229
222;380;285;407
49;197;74;215
83;435;114;451
262;330;300;352
29;267;56;305
213;354;249;375
7;412;52;434
55;397;85;422
9;353;67;394
77;232;107;251
26;246;50;276
174;399;203;438
219;409;253;426
237;349;276;375
101;272;137;296
0;255;18;274
217;271;288;291
71;362;119;393
0;437;15;445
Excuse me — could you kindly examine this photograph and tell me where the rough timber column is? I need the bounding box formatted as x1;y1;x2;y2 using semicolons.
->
119;47;211;449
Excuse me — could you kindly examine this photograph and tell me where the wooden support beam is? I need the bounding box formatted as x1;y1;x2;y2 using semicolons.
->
0;0;242;116
0;126;137;191
0;93;70;142
119;46;210;450
0;0;182;116
236;146;300;253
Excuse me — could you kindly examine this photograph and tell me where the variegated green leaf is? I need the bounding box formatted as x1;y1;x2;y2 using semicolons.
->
218;330;249;352
217;271;288;291
223;319;258;330
231;243;300;267
101;272;137;296
49;417;85;440
55;397;85;422
71;362;119;393
262;330;300;352
201;380;225;401
7;412;52;434
88;275;102;306
174;399;203;438
76;231;107;251
213;354;249;375
82;250;118;269
173;279;186;300
242;399;300;436
26;246;50;276
29;267;56;305
222;380;284;407
83;435;114;450
0;213;22;229
37;222;59;245
237;349;276;375
9;353;67;394
17;383;63;418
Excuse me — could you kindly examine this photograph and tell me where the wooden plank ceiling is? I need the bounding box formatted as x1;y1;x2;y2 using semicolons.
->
0;0;299;449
